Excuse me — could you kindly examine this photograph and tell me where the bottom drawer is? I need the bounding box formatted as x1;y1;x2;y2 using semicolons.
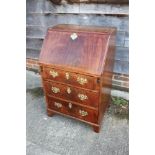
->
47;96;98;124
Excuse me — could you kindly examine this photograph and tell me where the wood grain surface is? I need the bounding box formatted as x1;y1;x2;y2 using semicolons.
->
39;24;116;76
39;24;116;132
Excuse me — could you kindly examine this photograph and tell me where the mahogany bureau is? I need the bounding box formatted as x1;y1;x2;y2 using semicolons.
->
39;24;116;133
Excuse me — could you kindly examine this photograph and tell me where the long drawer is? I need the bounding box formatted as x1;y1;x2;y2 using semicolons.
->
41;66;100;90
47;96;98;124
43;80;99;108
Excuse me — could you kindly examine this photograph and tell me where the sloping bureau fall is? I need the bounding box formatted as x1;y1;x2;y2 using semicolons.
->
39;24;116;133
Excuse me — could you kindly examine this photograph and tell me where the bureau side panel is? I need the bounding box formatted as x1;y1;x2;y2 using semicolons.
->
99;32;116;124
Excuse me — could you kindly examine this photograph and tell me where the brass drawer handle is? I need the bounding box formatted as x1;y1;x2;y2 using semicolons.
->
77;77;88;85
51;87;60;93
78;94;88;101
79;110;88;117
67;87;71;94
65;72;70;80
49;70;58;78
54;102;62;108
68;103;72;109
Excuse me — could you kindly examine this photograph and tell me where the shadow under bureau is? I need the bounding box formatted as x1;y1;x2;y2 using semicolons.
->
39;24;116;133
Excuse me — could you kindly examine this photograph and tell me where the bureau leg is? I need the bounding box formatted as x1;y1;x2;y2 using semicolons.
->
47;109;54;117
93;126;100;133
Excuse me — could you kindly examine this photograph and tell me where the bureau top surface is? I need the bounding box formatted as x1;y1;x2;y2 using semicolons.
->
52;24;116;34
39;24;116;76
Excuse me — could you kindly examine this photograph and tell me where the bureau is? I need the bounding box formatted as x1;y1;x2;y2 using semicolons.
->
39;24;116;133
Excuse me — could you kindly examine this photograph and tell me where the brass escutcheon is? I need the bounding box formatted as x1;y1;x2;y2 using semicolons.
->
77;77;88;85
70;33;78;40
68;103;72;109
78;94;88;101
65;72;70;80
67;87;71;94
49;70;58;78
79;110;88;117
51;87;60;93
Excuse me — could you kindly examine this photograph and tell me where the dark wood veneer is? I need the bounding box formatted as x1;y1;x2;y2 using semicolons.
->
43;80;99;108
42;66;100;90
47;96;98;124
39;24;116;133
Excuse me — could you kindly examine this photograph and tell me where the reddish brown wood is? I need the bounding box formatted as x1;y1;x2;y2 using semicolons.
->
39;24;116;133
52;24;116;34
42;66;100;90
43;80;99;108
47;109;55;117
39;25;114;76
93;125;100;133
98;30;116;125
47;96;98;124
47;108;98;126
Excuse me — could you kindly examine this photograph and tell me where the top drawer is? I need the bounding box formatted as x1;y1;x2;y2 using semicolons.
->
41;66;100;90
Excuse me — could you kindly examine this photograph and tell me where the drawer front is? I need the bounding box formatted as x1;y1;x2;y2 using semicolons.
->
43;81;99;108
42;67;99;90
47;96;98;124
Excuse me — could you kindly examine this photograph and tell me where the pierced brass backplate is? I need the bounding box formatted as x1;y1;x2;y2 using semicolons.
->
51;87;60;93
77;77;88;85
79;110;88;117
78;94;88;101
54;102;62;108
49;70;58;78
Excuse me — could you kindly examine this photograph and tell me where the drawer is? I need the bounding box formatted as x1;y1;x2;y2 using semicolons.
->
42;67;100;90
47;96;98;124
43;81;99;108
